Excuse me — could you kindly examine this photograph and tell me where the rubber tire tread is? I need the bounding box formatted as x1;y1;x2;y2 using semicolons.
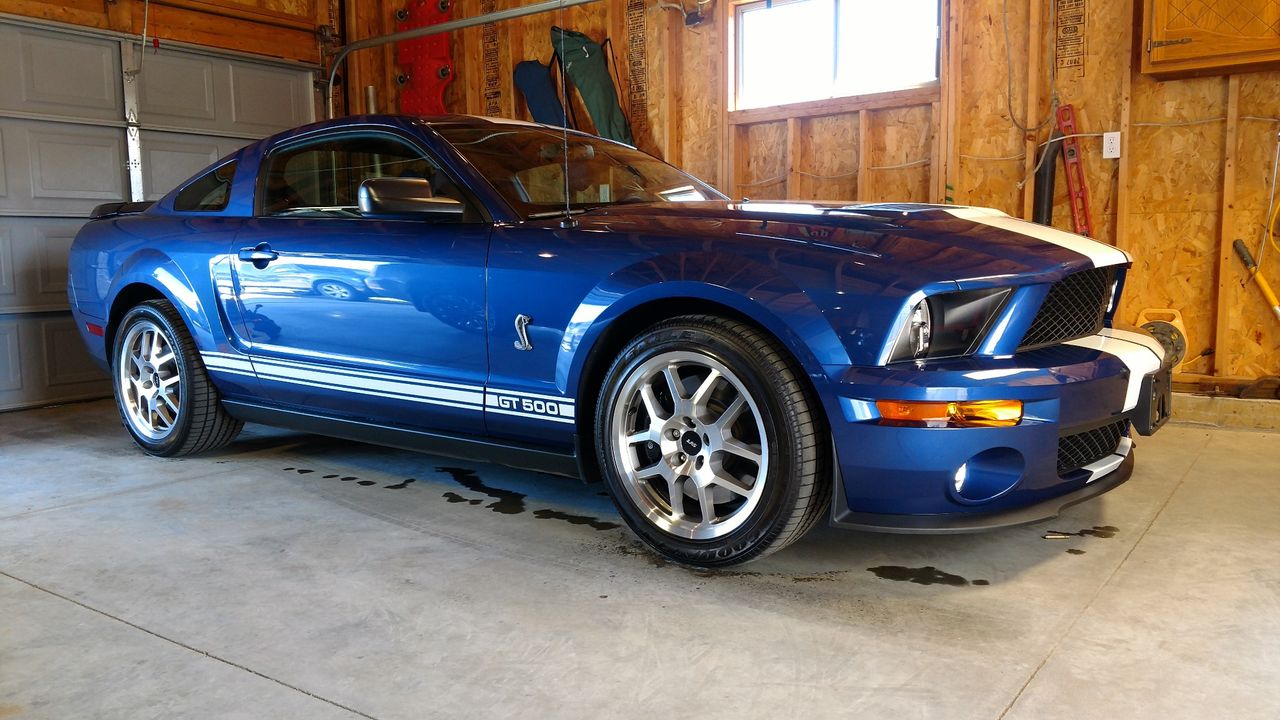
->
114;300;243;456
596;314;830;567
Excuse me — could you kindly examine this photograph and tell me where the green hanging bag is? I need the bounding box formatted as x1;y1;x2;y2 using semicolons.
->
550;26;633;145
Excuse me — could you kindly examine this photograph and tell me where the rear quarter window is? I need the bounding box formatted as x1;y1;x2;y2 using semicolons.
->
174;161;237;212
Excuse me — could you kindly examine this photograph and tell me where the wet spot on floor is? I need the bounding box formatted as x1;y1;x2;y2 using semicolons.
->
791;571;847;583
1044;525;1118;540
443;491;482;505
323;474;338;479
384;478;416;490
436;466;526;514
532;508;620;531
867;565;988;587
356;480;376;486
295;469;314;474
1066;548;1086;555
340;476;358;482
283;467;294;471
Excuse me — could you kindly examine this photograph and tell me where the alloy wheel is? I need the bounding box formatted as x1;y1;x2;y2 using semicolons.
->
610;350;769;540
117;319;182;441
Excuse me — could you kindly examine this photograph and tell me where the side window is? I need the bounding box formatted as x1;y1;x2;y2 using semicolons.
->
259;134;469;220
173;160;237;212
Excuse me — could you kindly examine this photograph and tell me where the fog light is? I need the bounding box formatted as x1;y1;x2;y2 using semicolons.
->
951;448;1025;504
876;399;1023;428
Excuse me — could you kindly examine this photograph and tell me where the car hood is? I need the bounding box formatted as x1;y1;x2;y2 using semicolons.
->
580;201;1129;287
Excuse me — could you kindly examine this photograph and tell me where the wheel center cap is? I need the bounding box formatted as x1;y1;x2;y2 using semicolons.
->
679;431;703;455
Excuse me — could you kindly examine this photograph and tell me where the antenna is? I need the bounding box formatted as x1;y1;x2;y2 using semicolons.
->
556;1;578;229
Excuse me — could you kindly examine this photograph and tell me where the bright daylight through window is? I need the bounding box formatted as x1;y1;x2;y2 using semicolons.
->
735;0;939;110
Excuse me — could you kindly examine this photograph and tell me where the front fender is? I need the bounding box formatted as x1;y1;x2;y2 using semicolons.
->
557;252;851;395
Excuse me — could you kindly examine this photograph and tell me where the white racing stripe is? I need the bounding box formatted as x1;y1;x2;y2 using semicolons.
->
200;351;576;423
944;206;1131;268
1082;435;1133;483
1065;329;1165;412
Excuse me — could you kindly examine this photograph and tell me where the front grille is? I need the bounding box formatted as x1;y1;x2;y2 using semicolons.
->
1057;420;1127;476
1018;267;1114;351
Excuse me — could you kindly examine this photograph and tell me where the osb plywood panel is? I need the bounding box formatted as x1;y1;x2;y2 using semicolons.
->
676;17;723;188
1129;75;1227;213
1119;211;1222;369
953;0;1026;214
866;105;932;202
738;121;787;199
1224;72;1280;377
800;114;859;202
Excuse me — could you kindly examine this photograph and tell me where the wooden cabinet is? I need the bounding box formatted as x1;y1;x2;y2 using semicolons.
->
1140;0;1280;78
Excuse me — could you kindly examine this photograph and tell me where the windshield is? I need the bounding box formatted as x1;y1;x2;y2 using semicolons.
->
436;126;724;219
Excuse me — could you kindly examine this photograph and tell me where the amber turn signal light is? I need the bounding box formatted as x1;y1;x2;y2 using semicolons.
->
875;399;1023;428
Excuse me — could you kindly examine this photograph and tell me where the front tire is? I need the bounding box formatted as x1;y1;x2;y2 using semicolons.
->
112;300;243;456
595;315;830;568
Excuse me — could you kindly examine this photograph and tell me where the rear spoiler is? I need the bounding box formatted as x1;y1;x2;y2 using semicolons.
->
89;201;154;219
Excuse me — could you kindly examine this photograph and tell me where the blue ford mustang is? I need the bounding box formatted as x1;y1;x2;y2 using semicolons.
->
69;115;1171;567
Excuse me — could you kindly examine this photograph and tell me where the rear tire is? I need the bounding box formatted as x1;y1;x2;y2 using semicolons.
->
112;300;243;456
595;315;830;568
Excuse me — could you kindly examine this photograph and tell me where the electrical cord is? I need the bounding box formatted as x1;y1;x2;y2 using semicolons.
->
1003;0;1059;134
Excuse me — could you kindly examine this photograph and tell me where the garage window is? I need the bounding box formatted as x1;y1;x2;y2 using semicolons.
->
734;0;939;110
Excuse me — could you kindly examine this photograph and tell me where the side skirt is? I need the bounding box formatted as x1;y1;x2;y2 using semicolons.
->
221;401;582;479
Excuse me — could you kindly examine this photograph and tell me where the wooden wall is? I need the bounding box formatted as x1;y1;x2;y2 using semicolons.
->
439;0;1279;381
0;0;334;63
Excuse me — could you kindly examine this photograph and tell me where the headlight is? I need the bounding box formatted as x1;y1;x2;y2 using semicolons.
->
887;288;1012;363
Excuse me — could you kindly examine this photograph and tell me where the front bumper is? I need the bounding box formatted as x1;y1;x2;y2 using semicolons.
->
826;329;1168;532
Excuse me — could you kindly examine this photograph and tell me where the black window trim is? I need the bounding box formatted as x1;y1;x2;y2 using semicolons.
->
253;127;492;223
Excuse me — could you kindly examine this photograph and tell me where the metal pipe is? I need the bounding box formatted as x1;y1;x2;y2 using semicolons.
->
326;0;602;119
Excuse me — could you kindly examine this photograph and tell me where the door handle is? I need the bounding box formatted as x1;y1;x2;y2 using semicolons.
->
238;243;279;268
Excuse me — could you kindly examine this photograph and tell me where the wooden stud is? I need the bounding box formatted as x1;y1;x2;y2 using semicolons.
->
786;117;802;200
943;0;961;204
1021;0;1043;220
663;8;683;165
1214;75;1241;377
726;85;938;125
929;101;941;202
857;109;869;201
1115;11;1134;253
719;0;733;193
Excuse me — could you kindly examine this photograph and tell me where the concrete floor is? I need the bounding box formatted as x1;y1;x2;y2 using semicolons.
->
1;400;1277;720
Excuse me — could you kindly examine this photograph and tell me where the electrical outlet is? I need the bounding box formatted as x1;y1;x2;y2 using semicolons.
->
1102;131;1121;159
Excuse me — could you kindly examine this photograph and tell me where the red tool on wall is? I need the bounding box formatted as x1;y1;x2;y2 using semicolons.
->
1055;104;1095;238
395;0;455;115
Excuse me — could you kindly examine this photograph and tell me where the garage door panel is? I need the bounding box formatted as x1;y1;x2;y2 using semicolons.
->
0;120;128;213
138;51;218;126
41;315;104;387
140;131;247;200
0;218;84;312
0;225;13;297
0;313;107;409
0;128;7;198
0;320;20;392
0;25;122;121
229;62;311;134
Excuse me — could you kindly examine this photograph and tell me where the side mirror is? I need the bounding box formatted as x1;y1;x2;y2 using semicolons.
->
358;177;465;218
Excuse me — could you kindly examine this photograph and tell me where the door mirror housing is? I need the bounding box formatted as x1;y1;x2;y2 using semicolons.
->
358;177;465;219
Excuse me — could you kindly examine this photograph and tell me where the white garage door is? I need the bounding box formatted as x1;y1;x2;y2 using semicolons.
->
0;18;315;411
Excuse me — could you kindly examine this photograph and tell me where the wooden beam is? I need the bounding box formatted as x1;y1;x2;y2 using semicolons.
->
929;100;942;202
727;84;939;126
944;0;962;204
718;0;733;193
1115;10;1134;253
857;109;870;201
1020;0;1043;220
1214;75;1241;377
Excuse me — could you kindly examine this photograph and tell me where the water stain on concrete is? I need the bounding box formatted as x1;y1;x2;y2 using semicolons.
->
384;478;416;490
867;565;989;587
340;476;357;482
356;480;376;486
532;508;620;531
443;491;483;506
436;466;527;514
1044;525;1119;540
1066;548;1087;555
